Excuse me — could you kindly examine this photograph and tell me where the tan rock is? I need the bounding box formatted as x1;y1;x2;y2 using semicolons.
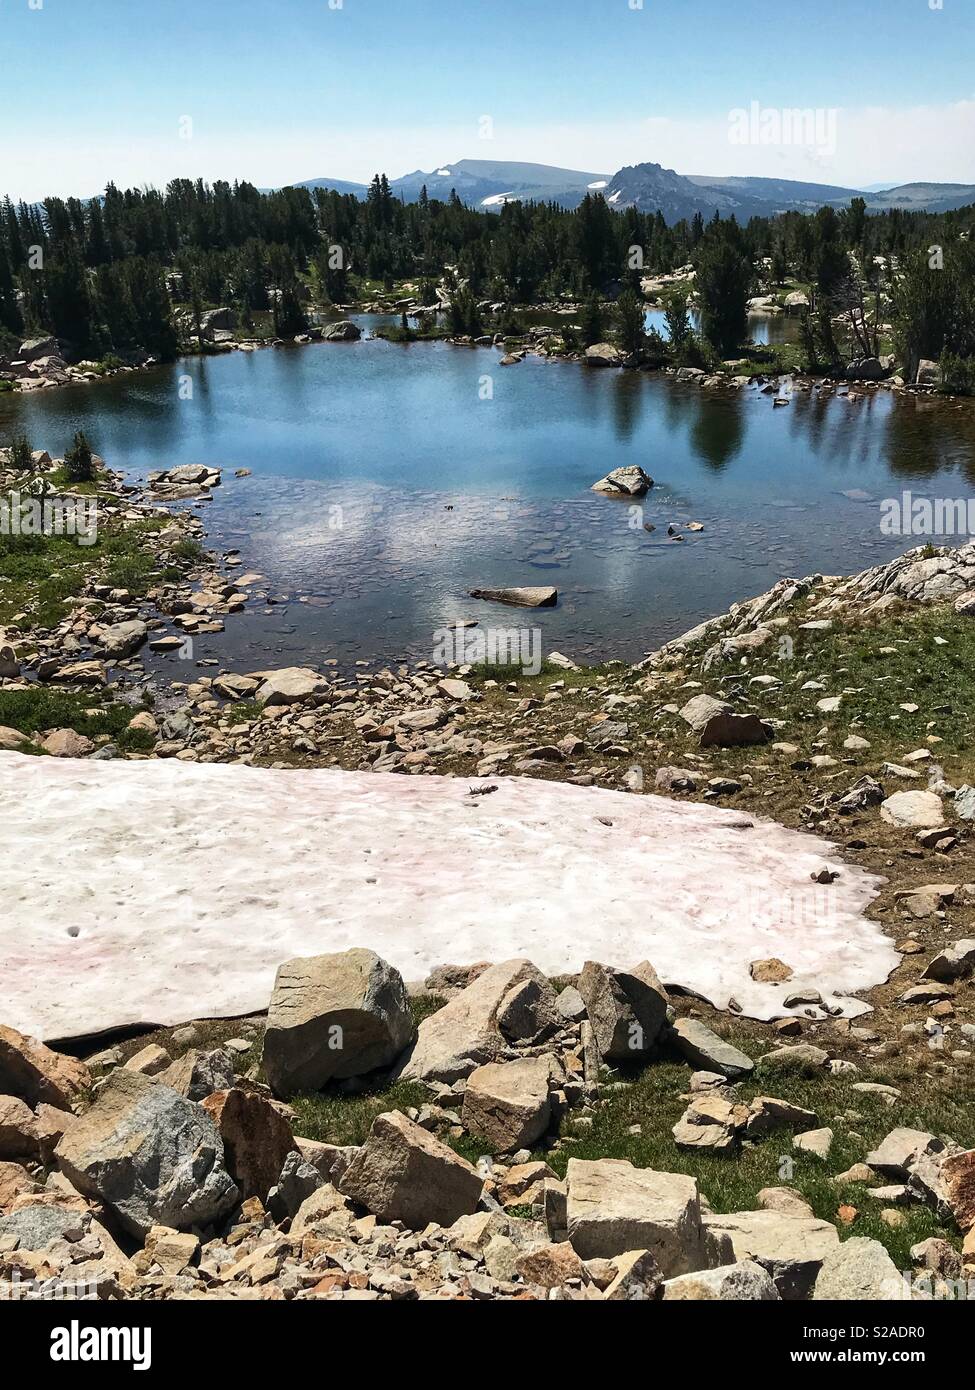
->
515;1241;587;1289
338;1110;483;1229
462;1055;556;1152
0;1095;38;1159
0;1024;91;1110
564;1157;705;1276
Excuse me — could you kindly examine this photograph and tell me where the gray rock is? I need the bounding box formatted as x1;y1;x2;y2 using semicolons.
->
813;1237;911;1300
670;1018;754;1079
400;959;552;1085
54;1070;238;1238
702;1209;839;1300
591;465;653;497
469;586;558;609
880;790;944;829
462;1055;556;1152
678;693;772;748
93;620;147;660
157;1048;236;1102
263;948;414;1097
577;959;668;1060
759;1044;829;1078
865;1128;947;1181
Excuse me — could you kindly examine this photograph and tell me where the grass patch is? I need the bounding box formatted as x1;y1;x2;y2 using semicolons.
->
542;1019;975;1266
0;688;148;741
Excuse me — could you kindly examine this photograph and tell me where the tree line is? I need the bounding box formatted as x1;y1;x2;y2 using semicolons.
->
1;175;972;387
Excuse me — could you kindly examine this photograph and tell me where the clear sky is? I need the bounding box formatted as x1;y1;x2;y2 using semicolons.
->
2;0;973;202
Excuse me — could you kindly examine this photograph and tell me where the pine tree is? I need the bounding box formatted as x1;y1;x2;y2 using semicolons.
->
64;431;96;483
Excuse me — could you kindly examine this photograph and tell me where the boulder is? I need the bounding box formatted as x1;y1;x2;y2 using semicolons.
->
400;959;552;1085
563;1157;706;1276
461;1055;556;1152
93;620;148;660
813;1237;911;1300
515;1241;588;1289
703;1210;839;1299
201;1088;297;1202
255;666;329;706
916;359;942;387
54;1070;238;1237
0;1159;43;1208
469;586;557;609
584;342;623;367
323;320;361;342
922;939;975;984
759;1044;829;1078
496;974;560;1043
880;790;944;829
591;465;653;497
212;672;261;701
0;645;20;680
865;1128;946;1181
670;1018;754;1079
602;1248;663;1301
40;728;95;758
18;336;59;363
0;1025;91;1110
746;1096;818;1139
663;1259;780;1300
678;693;772;748
577;960;668;1060
939;1150;975;1231
337;1110;483;1229
263;948;414;1097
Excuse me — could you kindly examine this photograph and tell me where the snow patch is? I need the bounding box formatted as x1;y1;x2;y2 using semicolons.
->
0;755;894;1040
607;190;622;204
588;180;609;190
480;191;518;207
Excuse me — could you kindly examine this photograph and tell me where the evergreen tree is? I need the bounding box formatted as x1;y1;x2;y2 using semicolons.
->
695;234;750;355
64;431;96;483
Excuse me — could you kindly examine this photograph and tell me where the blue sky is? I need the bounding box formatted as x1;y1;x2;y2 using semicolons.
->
2;0;973;200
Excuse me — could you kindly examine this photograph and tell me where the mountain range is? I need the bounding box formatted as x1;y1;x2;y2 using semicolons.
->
290;159;975;223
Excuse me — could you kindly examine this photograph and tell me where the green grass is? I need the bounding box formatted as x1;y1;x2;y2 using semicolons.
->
540;1025;975;1266
0;518;166;628
0;687;151;745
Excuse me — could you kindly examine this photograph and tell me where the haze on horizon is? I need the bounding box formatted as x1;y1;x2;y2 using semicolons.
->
2;0;974;204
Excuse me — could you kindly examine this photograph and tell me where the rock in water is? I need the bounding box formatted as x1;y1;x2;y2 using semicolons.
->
54;1070;238;1238
338;1110;483;1228
263;948;414;1098
591;466;653;497
469;586;557;608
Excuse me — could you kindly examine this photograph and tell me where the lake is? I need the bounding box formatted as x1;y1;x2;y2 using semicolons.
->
3;316;974;670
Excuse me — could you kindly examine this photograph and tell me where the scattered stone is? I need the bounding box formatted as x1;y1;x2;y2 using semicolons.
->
813;1237;911;1300
462;1056;556;1152
563;1157;705;1277
0;1025;91;1110
663;1259;780;1301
